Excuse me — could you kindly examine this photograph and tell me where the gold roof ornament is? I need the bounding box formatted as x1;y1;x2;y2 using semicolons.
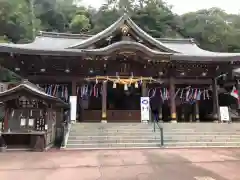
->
120;24;129;35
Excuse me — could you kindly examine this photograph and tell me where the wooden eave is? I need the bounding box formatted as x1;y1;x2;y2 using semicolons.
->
0;13;240;63
0;80;69;108
82;41;172;57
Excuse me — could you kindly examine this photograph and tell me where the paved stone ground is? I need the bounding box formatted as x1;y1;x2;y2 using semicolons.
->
0;148;240;180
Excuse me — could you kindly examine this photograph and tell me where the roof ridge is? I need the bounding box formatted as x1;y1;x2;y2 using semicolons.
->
21;79;45;92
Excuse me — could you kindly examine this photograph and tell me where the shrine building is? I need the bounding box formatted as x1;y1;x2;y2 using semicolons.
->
0;14;240;123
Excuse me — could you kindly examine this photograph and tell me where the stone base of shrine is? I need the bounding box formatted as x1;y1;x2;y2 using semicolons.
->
81;110;141;122
79;110;240;123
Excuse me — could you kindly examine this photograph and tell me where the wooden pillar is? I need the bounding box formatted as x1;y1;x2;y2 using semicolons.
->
181;107;185;122
169;77;177;123
71;80;77;96
189;114;193;122
3;107;9;131
237;80;240;110
195;101;200;122
101;81;107;123
141;81;147;96
212;78;220;122
158;106;163;122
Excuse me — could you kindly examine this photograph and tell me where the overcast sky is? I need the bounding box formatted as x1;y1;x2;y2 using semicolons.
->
81;0;240;15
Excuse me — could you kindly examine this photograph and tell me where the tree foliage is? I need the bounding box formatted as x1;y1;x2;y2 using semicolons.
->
0;0;240;52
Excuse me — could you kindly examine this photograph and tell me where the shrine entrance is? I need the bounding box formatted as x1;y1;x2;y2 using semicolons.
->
80;75;162;122
107;82;142;122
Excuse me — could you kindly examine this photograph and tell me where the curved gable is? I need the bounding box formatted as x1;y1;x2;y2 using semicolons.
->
68;14;176;53
82;41;172;57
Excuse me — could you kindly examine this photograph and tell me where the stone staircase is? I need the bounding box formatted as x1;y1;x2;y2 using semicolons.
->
63;123;240;150
163;123;240;147
64;123;162;150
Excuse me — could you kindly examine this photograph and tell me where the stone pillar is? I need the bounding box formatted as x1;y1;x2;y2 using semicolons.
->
195;101;200;122
101;81;107;123
169;77;177;123
212;78;220;122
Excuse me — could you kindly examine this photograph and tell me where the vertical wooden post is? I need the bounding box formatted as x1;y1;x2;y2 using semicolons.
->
237;79;240;110
212;78;219;122
181;106;185;122
195;101;200;122
158;106;163;122
3;107;9;131
169;77;177;123
101;81;107;123
189;113;193;122
71;80;77;96
141;81;147;96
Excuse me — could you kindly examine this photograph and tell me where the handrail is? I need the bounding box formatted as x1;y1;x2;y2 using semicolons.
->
153;119;164;146
61;121;71;148
229;108;239;116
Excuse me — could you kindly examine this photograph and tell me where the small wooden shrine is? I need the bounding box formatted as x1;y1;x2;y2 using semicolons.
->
0;14;239;123
0;80;69;151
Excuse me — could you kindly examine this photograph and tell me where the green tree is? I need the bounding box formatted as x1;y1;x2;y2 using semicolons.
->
0;0;40;43
181;8;240;52
69;14;90;33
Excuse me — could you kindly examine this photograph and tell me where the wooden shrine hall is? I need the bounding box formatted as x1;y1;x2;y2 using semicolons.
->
0;80;69;151
0;14;240;123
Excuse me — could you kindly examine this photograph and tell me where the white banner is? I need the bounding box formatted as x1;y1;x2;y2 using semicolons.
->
220;106;230;122
140;97;150;122
70;96;77;123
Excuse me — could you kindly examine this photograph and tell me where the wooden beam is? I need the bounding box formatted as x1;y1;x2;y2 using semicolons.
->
26;75;213;84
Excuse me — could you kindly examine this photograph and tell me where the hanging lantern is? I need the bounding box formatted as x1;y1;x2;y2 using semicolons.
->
113;82;117;89
135;82;138;88
124;84;128;91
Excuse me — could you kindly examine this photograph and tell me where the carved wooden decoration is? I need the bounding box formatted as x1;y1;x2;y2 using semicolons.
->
120;24;129;35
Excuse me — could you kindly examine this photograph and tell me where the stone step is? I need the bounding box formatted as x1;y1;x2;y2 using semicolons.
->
68;135;160;140
69;132;240;136
71;124;151;128
66;142;162;149
65;123;240;150
65;141;240;149
68;139;161;144
67;137;240;144
164;141;240;147
68;134;240;140
72;123;240;127
70;128;158;132
70;127;240;131
70;130;240;134
71;124;240;128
